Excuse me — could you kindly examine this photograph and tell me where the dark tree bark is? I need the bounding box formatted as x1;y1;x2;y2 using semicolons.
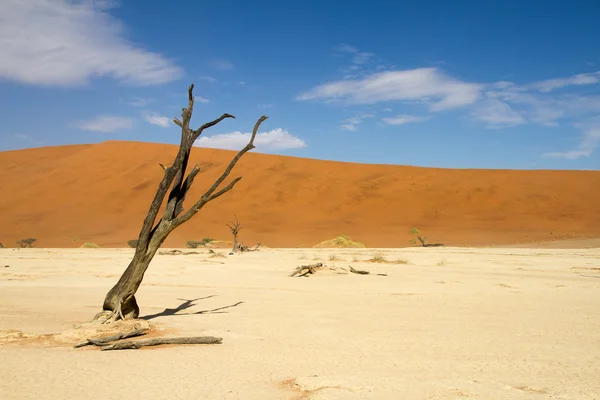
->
96;84;268;324
226;215;241;254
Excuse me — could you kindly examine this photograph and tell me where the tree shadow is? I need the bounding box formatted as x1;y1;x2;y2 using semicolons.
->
142;295;244;320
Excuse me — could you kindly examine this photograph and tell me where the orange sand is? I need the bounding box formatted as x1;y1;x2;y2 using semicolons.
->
1;141;599;248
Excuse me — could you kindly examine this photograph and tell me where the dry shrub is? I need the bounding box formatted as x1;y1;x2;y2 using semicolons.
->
314;235;365;249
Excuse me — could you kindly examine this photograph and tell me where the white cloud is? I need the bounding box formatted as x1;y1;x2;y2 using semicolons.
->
76;116;133;132
208;58;234;70
382;114;429;126
199;76;217;83
334;43;373;65
195;128;306;151
142;112;170;128
543;120;600;159
126;97;152;107
471;98;525;128
0;0;183;87
297;68;482;111
195;96;210;103
340;113;374;131
334;44;359;53
530;71;600;92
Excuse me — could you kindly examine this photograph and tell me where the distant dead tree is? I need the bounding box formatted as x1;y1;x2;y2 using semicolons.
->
410;228;444;247
94;84;268;324
226;215;262;255
226;215;241;254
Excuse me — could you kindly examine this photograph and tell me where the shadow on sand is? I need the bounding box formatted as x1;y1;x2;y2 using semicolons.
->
142;296;244;320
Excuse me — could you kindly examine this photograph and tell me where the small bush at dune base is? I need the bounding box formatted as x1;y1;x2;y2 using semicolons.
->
80;242;99;248
186;238;215;248
314;235;365;248
17;238;37;248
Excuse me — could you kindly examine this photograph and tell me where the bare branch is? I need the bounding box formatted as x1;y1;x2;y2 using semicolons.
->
170;116;267;228
202;115;268;199
226;214;241;234
206;177;242;202
191;113;236;142
173;164;201;217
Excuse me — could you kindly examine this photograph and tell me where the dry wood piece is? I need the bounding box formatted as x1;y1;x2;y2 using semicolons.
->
99;336;223;351
349;266;370;275
289;262;324;277
74;327;148;348
158;250;201;256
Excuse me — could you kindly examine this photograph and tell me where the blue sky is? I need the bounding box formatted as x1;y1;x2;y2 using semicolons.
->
1;0;599;169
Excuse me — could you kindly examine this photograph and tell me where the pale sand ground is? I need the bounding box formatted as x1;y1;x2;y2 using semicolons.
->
0;247;599;399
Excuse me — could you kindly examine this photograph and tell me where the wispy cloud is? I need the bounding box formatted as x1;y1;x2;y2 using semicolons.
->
195;96;210;103
195;128;306;152
476;77;600;157
12;133;43;145
529;71;600;93
340;113;374;131
302;44;600;159
471;97;525;128
334;43;374;66
76;116;133;132
382;114;430;126
207;58;235;70
0;0;183;87
543;119;600;159
297;68;482;111
142;111;170;128
125;97;152;107
199;76;218;83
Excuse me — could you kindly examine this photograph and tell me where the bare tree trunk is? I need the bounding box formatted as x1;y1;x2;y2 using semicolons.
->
226;215;241;255
96;84;268;324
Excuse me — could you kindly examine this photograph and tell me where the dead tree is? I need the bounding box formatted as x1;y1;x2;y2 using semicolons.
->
226;215;242;254
95;84;268;324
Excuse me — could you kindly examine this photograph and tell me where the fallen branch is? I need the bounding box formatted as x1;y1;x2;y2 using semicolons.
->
158;250;202;256
349;266;370;275
100;336;223;350
289;262;324;277
74;327;148;348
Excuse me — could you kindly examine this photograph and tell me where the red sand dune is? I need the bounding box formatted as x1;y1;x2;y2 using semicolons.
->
1;141;599;248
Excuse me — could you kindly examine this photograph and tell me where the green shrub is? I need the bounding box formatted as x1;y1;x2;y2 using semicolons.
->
17;238;36;248
186;238;215;248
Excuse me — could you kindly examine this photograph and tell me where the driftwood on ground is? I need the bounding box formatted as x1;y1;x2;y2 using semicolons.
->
74;326;223;350
348;266;370;275
230;241;262;255
289;262;324;277
158;250;202;256
100;336;223;351
74;327;148;348
289;263;388;277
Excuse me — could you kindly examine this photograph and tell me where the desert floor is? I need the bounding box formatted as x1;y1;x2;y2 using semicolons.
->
1;247;599;399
